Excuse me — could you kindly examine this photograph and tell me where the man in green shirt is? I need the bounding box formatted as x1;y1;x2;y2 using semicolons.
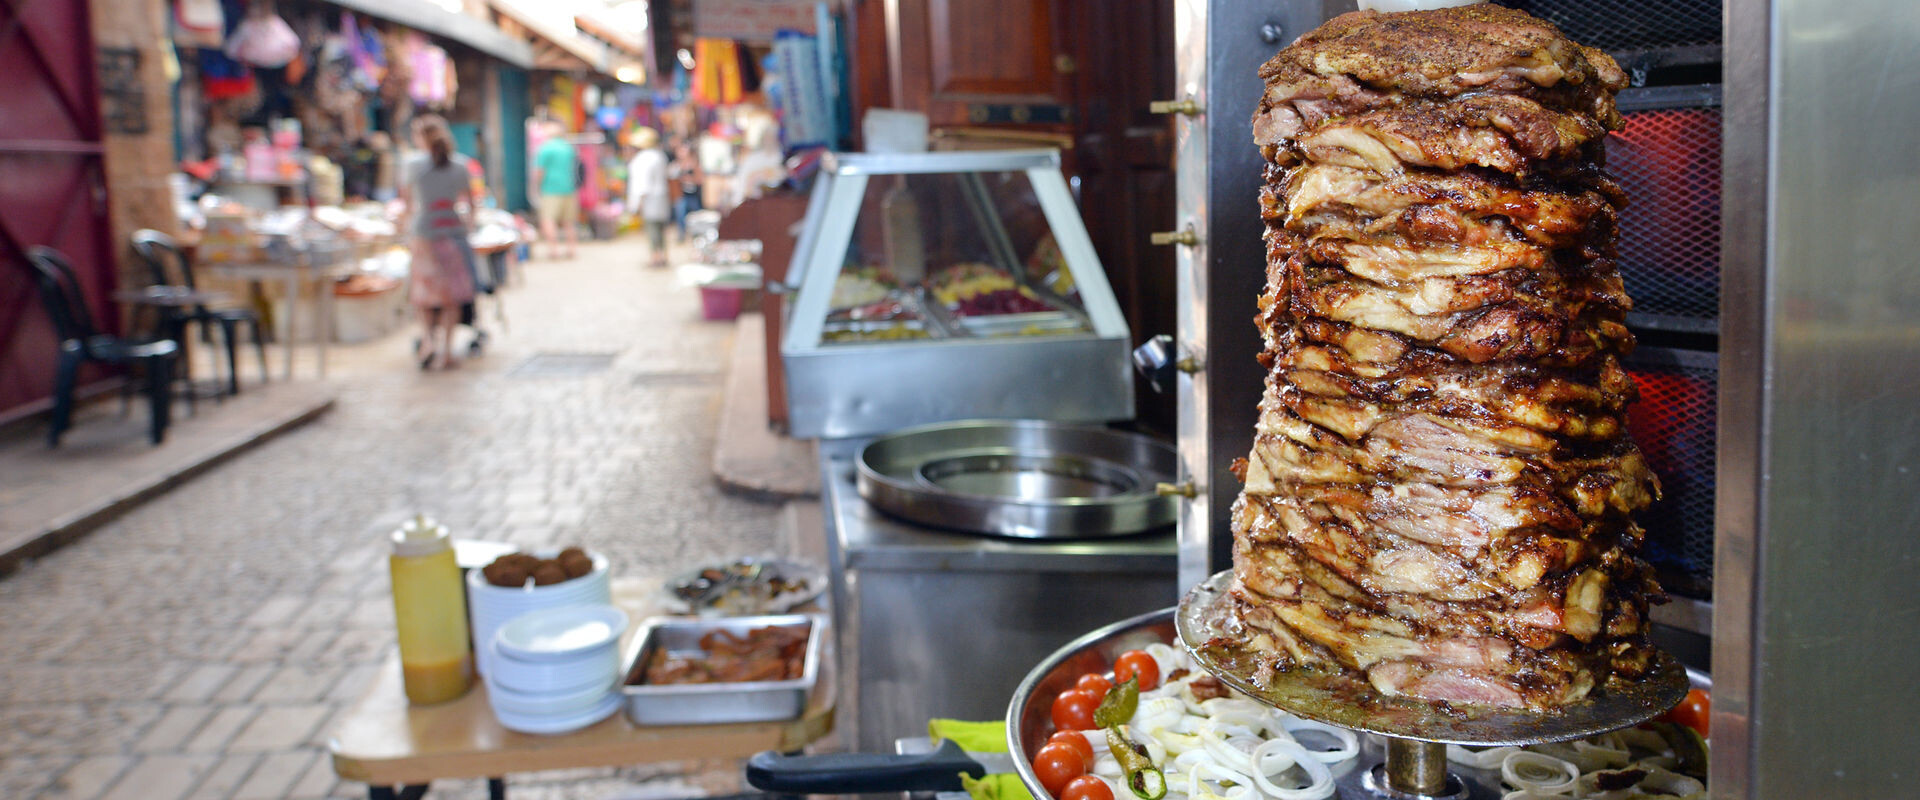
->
531;120;580;260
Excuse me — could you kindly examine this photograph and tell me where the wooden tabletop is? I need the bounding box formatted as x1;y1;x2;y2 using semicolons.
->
328;578;836;786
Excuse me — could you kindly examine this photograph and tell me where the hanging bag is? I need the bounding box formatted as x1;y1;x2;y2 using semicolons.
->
227;13;301;69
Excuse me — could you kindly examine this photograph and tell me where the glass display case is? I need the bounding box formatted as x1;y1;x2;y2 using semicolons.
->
781;150;1133;438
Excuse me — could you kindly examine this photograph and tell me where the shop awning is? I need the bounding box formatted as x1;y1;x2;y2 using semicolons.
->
489;0;646;78
322;0;535;68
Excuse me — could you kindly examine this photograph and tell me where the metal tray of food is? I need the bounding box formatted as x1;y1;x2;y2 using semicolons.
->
857;419;1179;538
620;613;826;725
1005;607;1711;800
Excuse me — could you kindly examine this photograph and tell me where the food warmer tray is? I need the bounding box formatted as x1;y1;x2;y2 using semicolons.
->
857;419;1179;538
1005;607;1709;800
620;613;826;726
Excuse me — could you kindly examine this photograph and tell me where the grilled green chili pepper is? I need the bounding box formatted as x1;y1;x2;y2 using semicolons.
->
1093;677;1140;729
1103;726;1167;800
1093;678;1165;800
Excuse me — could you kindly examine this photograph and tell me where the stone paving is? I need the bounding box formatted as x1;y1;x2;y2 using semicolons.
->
0;236;798;799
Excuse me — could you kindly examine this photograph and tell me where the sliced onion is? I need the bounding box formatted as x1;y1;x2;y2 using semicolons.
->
1148;728;1203;757
1248;738;1336;800
1186;760;1254;800
1447;745;1520;769
1501;791;1574;800
1275;718;1359;765
1144;643;1189;678
1136;696;1189;732
1613;728;1669;755
1500;751;1578;795
1198;699;1271;730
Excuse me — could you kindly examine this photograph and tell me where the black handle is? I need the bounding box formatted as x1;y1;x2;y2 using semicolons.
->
745;738;985;794
1132;334;1177;394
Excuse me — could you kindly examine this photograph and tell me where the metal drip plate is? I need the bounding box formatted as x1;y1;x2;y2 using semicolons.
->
1176;570;1691;746
858;419;1177;538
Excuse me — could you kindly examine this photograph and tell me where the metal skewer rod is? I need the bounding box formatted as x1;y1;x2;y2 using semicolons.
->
1384;738;1448;795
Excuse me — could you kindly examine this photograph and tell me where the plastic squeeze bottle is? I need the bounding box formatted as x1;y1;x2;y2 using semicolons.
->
388;515;473;704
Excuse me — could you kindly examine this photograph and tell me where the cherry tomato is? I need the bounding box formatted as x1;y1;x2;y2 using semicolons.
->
1033;741;1089;796
1061;774;1115;800
1047;730;1096;766
1113;650;1161;691
1660;688;1710;737
1075;673;1113;698
1050;688;1100;731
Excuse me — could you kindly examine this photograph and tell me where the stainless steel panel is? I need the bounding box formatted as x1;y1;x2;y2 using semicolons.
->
1176;0;1337;584
1719;0;1920;796
821;441;1177;752
783;336;1133;440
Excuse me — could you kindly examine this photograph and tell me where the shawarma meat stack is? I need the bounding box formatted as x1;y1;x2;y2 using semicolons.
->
1228;5;1665;710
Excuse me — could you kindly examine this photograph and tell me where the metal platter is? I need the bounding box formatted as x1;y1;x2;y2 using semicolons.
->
857;419;1178;538
1175;570;1692;746
1004;601;1706;800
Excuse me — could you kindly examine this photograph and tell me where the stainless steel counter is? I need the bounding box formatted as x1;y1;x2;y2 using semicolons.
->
819;439;1177;752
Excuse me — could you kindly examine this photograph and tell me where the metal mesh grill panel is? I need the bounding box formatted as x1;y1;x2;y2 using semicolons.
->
1607;107;1722;321
1493;0;1721;52
1624;350;1716;600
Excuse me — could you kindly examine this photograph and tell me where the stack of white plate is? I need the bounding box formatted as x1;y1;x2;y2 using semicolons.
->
485;604;628;734
466;549;612;677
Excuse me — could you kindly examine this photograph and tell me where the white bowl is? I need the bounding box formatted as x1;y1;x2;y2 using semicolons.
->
486;675;617;716
486;644;621;694
493;691;623;735
495;604;627;663
467;550;612;676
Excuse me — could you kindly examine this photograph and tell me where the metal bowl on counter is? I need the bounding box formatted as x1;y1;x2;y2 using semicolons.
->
856;419;1179;538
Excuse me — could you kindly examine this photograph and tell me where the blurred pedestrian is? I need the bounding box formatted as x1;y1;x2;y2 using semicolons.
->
625;127;671;268
531;119;581;259
669;140;704;243
399;114;478;370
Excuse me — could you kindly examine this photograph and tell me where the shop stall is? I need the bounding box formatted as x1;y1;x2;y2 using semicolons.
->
757;1;1920;798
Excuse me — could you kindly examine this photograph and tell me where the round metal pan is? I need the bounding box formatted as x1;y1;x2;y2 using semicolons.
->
857;419;1178;538
1005;605;1710;800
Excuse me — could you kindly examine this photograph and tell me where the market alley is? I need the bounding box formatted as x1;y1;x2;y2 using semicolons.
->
0;237;796;800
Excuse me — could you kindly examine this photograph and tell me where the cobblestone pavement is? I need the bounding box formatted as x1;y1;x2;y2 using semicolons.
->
0;236;794;799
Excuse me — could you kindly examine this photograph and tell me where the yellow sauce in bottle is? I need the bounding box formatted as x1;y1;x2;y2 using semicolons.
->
389;517;473;705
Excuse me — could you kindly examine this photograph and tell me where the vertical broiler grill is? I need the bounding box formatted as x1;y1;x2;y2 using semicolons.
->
1168;0;1920;796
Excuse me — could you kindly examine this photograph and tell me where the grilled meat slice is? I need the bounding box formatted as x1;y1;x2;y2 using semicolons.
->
1253;5;1627;141
1278;164;1621;251
1274;95;1606;178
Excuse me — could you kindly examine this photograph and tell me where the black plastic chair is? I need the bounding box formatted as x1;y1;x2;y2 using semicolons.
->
131;228;269;395
21;246;182;446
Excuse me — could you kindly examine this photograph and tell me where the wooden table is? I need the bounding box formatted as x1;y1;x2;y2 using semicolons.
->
206;257;339;380
329;581;836;799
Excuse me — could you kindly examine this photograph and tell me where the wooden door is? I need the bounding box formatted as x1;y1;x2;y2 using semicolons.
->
889;0;1075;131
0;0;115;418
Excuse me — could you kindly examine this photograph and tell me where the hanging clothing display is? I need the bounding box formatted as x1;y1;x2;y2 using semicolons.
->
343;12;386;92
691;39;744;106
773;31;831;149
407;33;452;108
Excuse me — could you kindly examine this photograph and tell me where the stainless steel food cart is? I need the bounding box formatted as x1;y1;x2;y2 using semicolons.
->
780;148;1178;752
